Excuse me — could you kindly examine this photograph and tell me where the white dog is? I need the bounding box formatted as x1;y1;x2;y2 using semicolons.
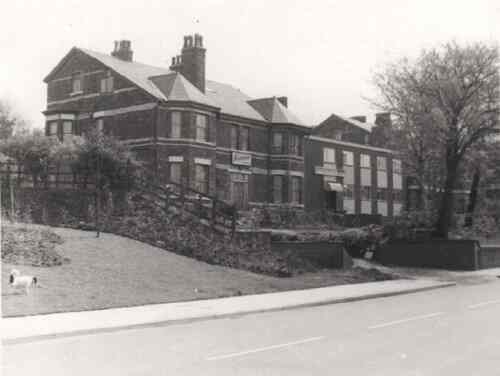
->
9;269;39;294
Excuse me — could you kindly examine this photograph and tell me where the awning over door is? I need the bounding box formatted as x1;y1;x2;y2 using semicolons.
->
324;182;343;192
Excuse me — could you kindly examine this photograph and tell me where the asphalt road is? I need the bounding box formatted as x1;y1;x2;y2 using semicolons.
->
3;279;500;376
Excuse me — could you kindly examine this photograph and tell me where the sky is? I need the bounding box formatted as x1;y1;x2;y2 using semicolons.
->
1;0;499;129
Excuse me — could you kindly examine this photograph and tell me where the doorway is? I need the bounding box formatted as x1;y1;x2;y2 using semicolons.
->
231;173;249;210
325;191;337;211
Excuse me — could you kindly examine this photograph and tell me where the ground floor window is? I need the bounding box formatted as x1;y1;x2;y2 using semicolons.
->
291;176;302;204
361;186;371;201
393;189;402;203
273;175;283;203
170;162;182;184
344;184;354;199
377;188;387;201
194;164;209;194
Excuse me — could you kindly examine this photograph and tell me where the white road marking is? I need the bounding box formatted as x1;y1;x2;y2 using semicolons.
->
368;312;445;329
468;299;500;309
206;336;325;361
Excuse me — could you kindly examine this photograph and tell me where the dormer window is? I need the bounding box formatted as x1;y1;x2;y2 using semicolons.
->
72;72;83;93
100;71;114;93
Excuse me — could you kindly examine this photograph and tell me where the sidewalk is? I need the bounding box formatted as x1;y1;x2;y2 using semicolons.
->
2;279;453;342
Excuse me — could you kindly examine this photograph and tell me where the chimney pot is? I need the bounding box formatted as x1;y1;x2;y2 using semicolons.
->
175;33;206;92
111;39;133;61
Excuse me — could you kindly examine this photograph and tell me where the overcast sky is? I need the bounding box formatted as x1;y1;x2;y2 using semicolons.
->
1;0;499;129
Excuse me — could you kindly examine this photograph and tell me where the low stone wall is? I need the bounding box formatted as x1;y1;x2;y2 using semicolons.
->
271;241;352;269
479;246;500;269
376;239;480;270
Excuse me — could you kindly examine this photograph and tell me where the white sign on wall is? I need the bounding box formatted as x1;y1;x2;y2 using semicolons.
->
232;152;252;166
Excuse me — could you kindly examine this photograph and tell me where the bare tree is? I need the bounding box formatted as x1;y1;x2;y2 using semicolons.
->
372;41;500;237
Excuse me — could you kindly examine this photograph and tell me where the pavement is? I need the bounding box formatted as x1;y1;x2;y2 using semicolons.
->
2;278;455;342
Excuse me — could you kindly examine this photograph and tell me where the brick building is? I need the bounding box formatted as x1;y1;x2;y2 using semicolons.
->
43;34;403;216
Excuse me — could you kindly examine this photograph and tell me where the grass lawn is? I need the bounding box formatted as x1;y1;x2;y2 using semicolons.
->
2;224;392;317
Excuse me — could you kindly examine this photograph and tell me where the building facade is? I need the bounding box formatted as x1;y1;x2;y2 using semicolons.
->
43;34;403;216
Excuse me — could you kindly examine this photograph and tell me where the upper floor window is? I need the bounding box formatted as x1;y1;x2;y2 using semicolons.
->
195;114;208;142
344;184;354;199
171;111;182;138
333;131;343;140
100;71;114;93
377;188;388;201
393;159;402;174
360;154;371;168
377;156;387;170
230;125;238;149
343;151;353;166
289;134;300;155
323;147;336;169
72;72;82;93
272;132;283;153
239;127;249;151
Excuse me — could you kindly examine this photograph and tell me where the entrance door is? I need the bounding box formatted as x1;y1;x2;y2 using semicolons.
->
325;191;337;211
231;173;249;210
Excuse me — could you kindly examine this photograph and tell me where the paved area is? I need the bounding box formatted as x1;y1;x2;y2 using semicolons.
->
4;279;500;375
2;279;453;342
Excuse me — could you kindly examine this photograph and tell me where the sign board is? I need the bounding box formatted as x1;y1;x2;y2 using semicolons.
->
232;152;252;166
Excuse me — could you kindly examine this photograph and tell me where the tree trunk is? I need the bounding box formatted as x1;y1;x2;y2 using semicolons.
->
464;167;481;227
434;159;459;239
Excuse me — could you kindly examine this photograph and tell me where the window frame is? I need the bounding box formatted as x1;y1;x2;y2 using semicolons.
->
272;132;283;154
393;159;402;174
360;154;371;168
272;175;283;203
230;125;238;149
195;114;208;142
291;176;302;204
72;72;83;94
323;147;336;169
239;126;249;151
100;71;114;93
170;162;182;184
194;164;209;194
377;156;387;171
343;151;353;166
48;121;58;137
171;111;182;139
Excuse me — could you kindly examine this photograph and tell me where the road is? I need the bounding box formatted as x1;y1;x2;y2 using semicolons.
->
3;279;500;375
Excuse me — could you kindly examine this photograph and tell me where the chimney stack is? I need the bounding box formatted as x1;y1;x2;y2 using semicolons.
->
111;40;133;62
375;112;392;127
169;33;206;92
350;115;366;123
277;96;288;107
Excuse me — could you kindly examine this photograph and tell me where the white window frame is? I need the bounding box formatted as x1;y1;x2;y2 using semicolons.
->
323;147;336;169
377;156;387;171
48;121;58;136
291;176;302;204
273;175;283;203
393;159;402;174
170;162;182;184
272;132;283;153
195;114;208;142
100;71;114;93
360;154;371;168
72;72;83;94
171;111;182;138
343;151;353;166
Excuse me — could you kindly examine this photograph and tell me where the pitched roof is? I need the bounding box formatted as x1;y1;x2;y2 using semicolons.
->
80;48;171;100
46;47;301;123
150;73;217;107
317;113;373;133
247;97;304;125
204;80;265;121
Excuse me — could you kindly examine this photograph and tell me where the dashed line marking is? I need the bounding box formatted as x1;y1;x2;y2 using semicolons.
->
468;299;500;309
206;336;325;361
368;312;445;329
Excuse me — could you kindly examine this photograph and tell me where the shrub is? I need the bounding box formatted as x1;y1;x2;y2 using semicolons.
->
337;224;388;258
